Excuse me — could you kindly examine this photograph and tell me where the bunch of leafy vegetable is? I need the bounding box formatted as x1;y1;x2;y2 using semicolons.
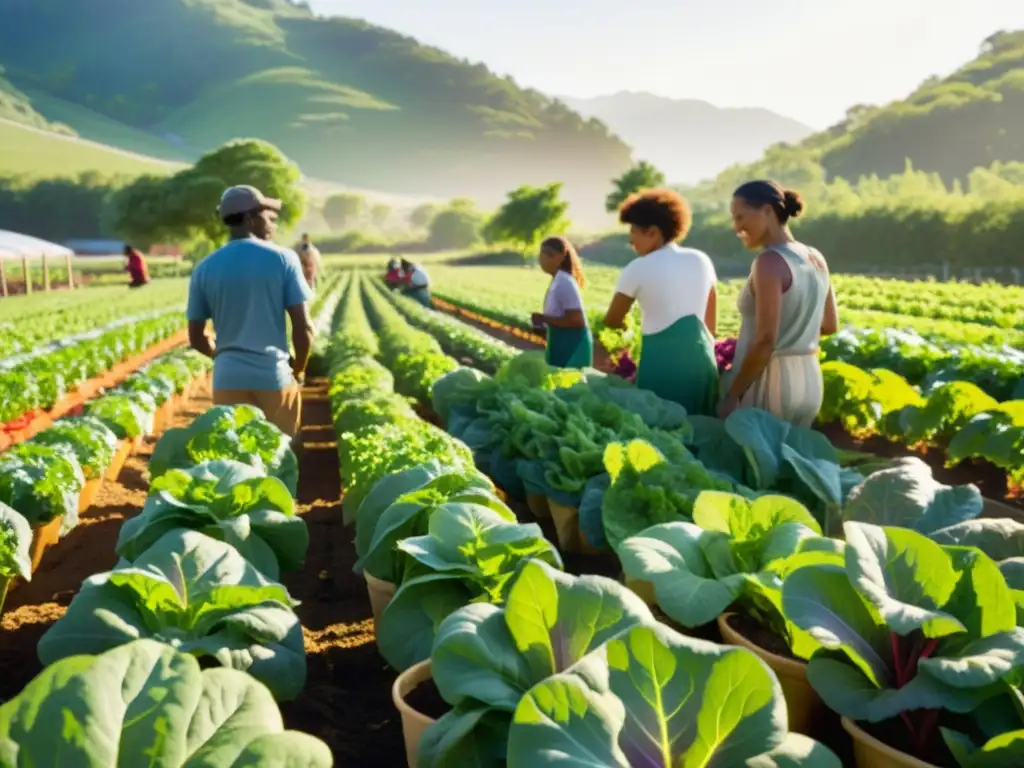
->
0;442;85;532
618;490;842;642
0;502;31;613
781;521;1024;760
86;391;154;439
39;528;306;701
116;460;308;580
0;639;331;766
379;503;563;671
150;404;299;495
29;416;118;480
419;559;647;764
505;621;841;767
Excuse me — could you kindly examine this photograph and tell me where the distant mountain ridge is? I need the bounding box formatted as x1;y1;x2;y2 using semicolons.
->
560;91;814;184
0;0;633;220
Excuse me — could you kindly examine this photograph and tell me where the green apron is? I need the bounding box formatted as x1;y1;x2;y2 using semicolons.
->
546;325;593;369
636;314;717;416
406;286;432;307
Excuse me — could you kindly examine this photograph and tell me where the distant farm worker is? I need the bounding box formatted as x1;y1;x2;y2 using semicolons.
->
297;233;321;290
718;180;838;427
602;188;718;415
400;258;432;307
124;244;150;288
385;257;403;290
530;236;593;369
186;185;314;439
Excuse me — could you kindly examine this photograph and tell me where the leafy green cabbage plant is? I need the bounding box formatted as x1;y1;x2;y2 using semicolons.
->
0;639;331;766
0;442;85;532
353;459;505;584
782;521;1024;759
506;622;841;767
418;559;651;765
116;460;308;580
618;491;842;642
29;416;118;480
0;502;31;614
39;528;306;701
150;405;299;495
378;504;562;671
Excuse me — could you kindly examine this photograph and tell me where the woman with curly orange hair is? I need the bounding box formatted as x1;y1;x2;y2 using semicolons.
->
603;188;718;415
530;236;593;368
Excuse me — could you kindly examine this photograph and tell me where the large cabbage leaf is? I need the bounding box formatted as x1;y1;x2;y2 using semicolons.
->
39;528;306;701
506;623;840;767
116;460;307;579
419;559;651;765
377;507;562;672
0;639;331;766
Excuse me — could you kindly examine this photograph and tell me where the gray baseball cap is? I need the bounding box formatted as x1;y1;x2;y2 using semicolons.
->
217;185;282;217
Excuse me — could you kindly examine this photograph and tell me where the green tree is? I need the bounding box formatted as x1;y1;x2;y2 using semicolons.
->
483;183;570;252
103;139;305;256
410;202;439;229
370;202;393;229
605;161;666;212
427;202;483;250
322;192;366;231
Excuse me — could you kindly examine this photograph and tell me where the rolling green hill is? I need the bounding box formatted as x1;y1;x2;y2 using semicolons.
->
687;30;1024;203
0;0;633;220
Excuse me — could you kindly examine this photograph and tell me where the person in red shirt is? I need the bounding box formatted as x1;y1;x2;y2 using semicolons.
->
385;258;402;290
124;245;150;288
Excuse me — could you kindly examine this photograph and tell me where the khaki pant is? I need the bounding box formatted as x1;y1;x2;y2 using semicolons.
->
213;385;302;438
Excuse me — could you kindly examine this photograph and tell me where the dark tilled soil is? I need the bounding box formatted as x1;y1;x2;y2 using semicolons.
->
279;381;405;765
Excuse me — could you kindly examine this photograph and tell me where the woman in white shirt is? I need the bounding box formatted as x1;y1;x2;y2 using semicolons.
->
530;236;593;368
400;259;432;307
603;188;719;415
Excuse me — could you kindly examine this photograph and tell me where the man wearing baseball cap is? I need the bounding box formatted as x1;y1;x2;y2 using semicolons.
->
185;185;314;439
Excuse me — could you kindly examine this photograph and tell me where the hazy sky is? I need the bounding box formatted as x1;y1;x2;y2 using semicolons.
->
309;0;1024;128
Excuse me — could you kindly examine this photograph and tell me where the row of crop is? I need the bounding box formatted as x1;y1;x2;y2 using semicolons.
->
0;369;335;763
820;360;1023;492
0;278;370;764
0;279;191;358
0;348;211;611
318;272;840;766
363;277;1024;767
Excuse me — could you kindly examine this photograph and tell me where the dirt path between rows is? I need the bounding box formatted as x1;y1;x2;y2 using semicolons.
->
279;380;406;765
0;378;214;702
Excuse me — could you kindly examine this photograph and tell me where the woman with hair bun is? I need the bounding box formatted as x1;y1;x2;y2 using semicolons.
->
603;188;718;415
719;180;839;427
531;236;593;368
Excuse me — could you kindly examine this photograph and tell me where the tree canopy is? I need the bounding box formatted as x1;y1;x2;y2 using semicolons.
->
483;183;570;251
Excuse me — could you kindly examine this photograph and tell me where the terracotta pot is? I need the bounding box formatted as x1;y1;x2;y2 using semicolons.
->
364;570;396;638
526;493;551;520
717;613;822;735
392;660;437;767
28;516;63;572
842;717;939;768
78;478;103;513
105;440;133;482
549;501;602;554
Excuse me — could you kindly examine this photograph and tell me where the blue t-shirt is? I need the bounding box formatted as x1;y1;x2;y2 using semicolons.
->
186;237;313;391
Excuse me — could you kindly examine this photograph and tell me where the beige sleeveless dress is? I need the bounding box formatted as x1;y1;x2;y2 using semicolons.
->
725;242;831;428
